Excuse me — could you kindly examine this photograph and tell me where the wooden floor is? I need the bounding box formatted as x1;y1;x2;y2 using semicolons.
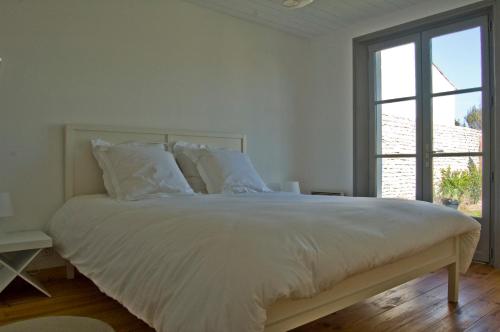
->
0;264;499;331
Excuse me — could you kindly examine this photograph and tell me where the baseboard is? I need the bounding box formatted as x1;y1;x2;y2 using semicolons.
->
26;266;70;282
27;250;66;271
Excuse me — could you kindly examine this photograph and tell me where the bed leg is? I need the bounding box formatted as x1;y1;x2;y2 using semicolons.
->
448;262;459;303
66;263;75;280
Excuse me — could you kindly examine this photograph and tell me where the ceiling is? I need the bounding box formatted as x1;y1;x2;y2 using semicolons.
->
184;0;429;38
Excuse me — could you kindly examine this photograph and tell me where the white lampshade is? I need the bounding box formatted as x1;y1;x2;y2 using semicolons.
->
0;193;14;218
283;181;301;194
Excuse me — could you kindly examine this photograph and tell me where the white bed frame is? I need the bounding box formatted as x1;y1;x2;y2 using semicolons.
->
64;124;460;332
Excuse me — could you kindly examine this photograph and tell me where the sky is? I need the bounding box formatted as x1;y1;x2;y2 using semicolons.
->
431;26;482;124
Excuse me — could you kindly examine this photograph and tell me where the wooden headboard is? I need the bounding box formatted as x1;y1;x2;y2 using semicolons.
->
64;124;247;200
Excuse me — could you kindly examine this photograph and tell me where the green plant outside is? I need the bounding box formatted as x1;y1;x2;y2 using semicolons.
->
438;158;481;207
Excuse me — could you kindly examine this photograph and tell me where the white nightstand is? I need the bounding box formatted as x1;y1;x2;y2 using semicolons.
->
0;231;52;297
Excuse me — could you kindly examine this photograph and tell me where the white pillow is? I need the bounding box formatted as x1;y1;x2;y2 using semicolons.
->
91;139;193;200
171;141;208;194
188;148;271;194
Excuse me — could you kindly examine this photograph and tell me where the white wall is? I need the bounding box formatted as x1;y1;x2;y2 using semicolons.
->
298;0;480;195
0;0;310;232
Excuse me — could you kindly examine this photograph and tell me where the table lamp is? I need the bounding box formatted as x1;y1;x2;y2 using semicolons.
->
283;181;301;194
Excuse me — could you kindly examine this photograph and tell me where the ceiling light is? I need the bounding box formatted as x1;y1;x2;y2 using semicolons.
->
282;0;315;9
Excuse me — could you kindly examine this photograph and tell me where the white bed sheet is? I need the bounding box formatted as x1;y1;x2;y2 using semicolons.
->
47;193;480;332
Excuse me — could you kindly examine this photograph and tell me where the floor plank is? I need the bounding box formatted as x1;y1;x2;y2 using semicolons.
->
0;263;497;331
428;289;500;332
465;307;500;332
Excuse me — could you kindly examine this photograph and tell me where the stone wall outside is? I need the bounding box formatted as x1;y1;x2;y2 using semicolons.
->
380;114;481;200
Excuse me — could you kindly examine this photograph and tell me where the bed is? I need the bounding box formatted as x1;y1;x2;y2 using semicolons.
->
48;124;481;332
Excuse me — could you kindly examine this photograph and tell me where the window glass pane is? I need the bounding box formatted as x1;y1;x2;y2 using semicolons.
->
432;27;482;93
433;156;482;217
377;157;416;200
376;100;416;155
432;92;482;154
375;43;415;101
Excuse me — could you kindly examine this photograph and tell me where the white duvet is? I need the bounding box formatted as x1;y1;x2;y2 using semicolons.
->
47;193;480;332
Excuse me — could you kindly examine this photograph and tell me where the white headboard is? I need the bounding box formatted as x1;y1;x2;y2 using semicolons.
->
65;124;247;200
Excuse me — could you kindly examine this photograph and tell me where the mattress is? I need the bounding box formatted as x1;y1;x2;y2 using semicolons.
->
47;193;480;332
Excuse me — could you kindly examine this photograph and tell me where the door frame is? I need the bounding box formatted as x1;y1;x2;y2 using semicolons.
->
367;33;423;199
353;2;495;264
421;16;492;261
